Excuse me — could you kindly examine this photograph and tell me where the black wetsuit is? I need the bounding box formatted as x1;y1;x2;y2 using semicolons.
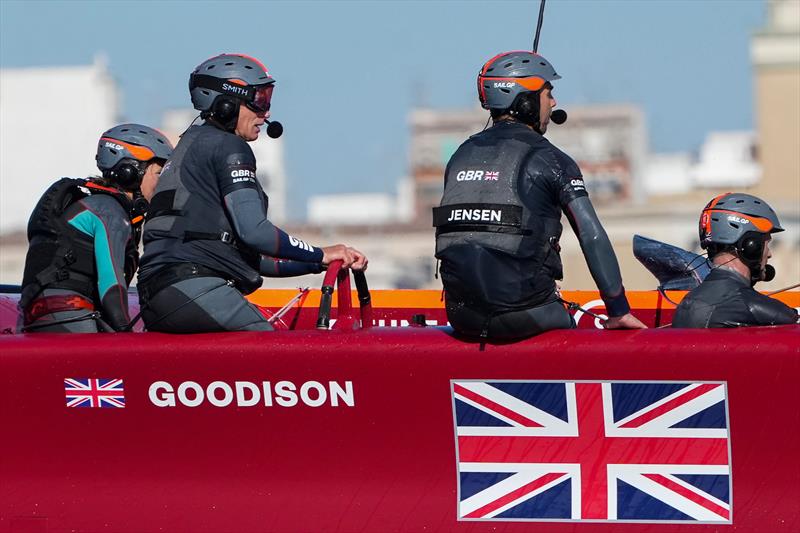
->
435;120;630;340
138;123;322;332
672;267;798;328
20;180;138;333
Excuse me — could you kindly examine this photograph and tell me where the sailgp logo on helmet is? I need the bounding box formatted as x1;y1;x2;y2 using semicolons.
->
493;82;515;88
105;141;124;151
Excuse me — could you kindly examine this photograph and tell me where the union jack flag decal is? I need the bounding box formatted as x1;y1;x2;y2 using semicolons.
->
65;378;126;408
452;380;731;523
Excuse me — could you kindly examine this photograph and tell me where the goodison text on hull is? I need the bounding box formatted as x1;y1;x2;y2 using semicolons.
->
149;380;355;408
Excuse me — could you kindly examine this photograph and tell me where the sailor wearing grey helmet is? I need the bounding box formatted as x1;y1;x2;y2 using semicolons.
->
672;193;798;328
434;51;646;340
19;124;173;332
138;54;367;333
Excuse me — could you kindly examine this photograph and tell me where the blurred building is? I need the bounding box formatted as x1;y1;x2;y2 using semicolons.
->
643;153;693;196
408;108;484;222
0;56;120;283
689;131;761;188
159;109;288;224
545;105;648;205
0;55;119;233
307;178;414;226
751;0;800;207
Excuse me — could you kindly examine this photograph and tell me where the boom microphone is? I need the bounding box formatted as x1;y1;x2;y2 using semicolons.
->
551;109;567;125
265;120;283;139
763;264;776;282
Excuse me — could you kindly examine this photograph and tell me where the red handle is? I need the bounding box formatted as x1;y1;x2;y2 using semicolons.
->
316;261;372;331
316;261;343;330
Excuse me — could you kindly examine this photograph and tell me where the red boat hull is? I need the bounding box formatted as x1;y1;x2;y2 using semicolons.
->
1;325;798;532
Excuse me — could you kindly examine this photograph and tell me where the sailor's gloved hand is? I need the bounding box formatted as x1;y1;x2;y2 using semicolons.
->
604;313;648;329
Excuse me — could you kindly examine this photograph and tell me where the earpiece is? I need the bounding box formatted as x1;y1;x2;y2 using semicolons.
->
211;96;239;130
112;160;144;191
510;92;543;132
512;92;539;120
737;232;764;263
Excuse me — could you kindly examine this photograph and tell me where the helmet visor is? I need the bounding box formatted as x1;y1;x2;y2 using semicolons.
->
248;84;274;114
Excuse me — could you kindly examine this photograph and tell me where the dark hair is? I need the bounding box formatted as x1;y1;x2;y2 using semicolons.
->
706;243;736;261
94;174;115;188
490;108;509;120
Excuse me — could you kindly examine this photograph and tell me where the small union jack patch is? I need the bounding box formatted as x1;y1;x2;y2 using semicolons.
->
64;378;125;408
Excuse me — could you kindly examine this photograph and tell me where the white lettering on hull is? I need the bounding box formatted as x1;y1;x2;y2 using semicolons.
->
149;380;355;408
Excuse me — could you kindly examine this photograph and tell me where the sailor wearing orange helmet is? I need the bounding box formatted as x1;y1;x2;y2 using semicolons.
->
434;50;646;340
20;124;173;332
672;193;798;328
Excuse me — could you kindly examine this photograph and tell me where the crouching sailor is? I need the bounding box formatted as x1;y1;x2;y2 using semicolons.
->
19;124;173;332
672;193;798;328
434;51;646;340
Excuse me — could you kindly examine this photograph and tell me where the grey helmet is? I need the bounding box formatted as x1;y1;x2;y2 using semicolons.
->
477;50;561;111
189;53;275;114
96;124;173;190
699;192;784;249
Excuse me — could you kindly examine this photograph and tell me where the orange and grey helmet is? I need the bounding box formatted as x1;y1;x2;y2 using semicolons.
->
96;124;173;172
477;50;561;111
699;192;783;249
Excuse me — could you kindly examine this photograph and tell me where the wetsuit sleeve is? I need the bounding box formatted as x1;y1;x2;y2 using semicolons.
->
259;256;324;277
213;135;324;263
553;160;588;208
223;189;324;262
525;145;589;208
564;196;631;317
67;197;132;330
746;291;799;326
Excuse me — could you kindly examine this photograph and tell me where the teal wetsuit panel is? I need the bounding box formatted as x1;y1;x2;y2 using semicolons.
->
68;210;118;300
65;195;132;330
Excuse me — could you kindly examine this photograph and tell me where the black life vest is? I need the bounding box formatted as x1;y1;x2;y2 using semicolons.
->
20;178;141;311
434;124;564;313
142;125;263;293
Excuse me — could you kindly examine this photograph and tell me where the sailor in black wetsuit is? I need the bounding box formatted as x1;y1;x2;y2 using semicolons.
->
20;124;173;332
434;51;646;340
672;193;798;328
138;54;367;333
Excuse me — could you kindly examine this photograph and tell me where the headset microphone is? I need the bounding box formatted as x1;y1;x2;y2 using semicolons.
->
763;264;776;282
265;120;283;139
551;109;567;125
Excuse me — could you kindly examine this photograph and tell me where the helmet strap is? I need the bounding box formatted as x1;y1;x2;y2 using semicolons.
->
130;191;149;226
